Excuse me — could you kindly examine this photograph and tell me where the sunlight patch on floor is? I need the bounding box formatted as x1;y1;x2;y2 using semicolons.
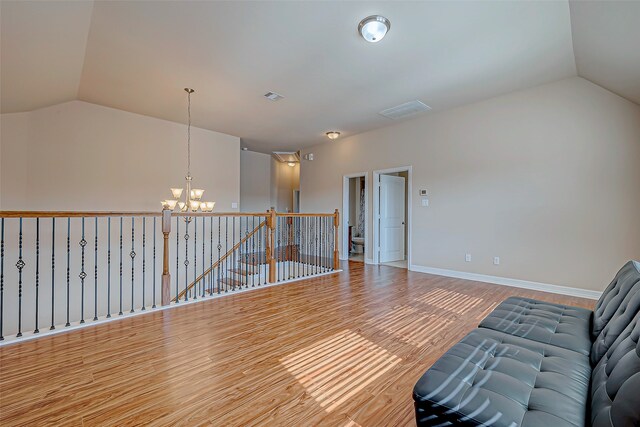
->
368;305;453;347
280;330;401;412
415;288;484;315
476;302;500;320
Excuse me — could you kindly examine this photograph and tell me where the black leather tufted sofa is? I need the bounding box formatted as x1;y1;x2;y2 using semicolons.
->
413;260;640;427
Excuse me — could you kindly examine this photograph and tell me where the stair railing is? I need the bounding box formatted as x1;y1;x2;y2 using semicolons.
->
0;208;339;342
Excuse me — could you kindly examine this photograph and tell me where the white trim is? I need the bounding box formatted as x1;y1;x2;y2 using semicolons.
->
365;257;375;265
342;172;368;261
409;264;602;300
373;166;412;268
0;269;342;347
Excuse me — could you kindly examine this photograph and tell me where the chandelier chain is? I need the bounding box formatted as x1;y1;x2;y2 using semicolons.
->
187;89;191;177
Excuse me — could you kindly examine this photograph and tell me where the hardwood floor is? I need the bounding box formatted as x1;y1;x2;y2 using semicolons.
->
0;262;595;426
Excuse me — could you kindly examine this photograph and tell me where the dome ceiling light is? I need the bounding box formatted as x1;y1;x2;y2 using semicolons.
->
326;131;341;140
358;15;390;43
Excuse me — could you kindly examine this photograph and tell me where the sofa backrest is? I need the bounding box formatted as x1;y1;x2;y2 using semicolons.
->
590;312;640;427
592;261;640;339
591;274;640;365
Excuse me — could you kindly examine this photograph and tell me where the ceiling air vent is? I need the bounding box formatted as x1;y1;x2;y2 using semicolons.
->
379;100;431;119
264;91;284;101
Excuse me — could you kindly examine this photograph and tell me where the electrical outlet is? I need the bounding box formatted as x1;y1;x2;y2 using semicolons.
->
465;254;471;262
493;256;500;265
231;202;238;209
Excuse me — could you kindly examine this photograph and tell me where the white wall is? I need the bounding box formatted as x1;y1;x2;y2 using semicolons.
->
1;100;240;211
240;150;271;212
300;77;640;292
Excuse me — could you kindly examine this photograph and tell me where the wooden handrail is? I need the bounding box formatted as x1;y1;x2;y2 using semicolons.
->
0;211;162;218
172;212;268;218
173;219;267;302
275;212;336;217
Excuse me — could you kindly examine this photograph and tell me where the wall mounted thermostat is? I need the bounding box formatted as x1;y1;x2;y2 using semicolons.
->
419;189;428;196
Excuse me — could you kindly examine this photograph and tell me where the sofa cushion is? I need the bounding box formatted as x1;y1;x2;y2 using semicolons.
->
592;260;640;338
591;275;640;365
590;312;640;427
478;296;593;356
413;328;591;427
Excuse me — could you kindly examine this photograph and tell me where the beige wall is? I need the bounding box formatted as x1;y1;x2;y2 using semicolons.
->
270;158;299;212
300;77;640;292
1;100;240;211
240;150;271;212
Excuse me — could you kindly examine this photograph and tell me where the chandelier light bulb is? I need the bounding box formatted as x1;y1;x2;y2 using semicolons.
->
171;188;183;199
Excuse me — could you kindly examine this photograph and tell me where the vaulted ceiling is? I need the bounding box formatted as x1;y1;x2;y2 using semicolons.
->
1;1;639;153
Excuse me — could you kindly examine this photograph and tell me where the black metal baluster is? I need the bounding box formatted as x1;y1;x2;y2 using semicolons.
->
217;217;221;294
66;218;70;326
93;217;98;321
79;217;86;324
50;218;55;330
244;217;249;288
175;217;179;302
142;217;146;311
257;219;262;285
107;217;111;318
209;216;213;295
153;217;157;308
224;217;228;292
17;218;24;337
232;217;236;291
0;218;4;340
34;218;40;333
119;217;123;316
184;219;189;301
202;216;205;298
251;216;255;287
277;217;281;282
130;217;136;313
296;218;300;278
320;217;323;272
193;216;197;299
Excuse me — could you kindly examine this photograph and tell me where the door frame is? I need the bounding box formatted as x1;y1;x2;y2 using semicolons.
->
373;166;412;267
342;172;368;261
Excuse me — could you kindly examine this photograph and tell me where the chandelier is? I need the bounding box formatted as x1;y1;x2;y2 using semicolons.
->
162;88;215;213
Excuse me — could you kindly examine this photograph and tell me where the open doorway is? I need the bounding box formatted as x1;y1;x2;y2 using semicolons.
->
373;166;411;269
342;173;368;262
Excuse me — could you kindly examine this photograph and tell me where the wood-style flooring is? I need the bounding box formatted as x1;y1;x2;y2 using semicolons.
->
0;261;595;426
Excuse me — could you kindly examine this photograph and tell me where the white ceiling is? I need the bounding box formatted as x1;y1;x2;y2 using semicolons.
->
1;1;638;153
569;0;640;105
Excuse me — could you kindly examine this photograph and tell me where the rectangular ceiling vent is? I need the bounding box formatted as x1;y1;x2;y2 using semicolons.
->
272;151;300;163
264;91;284;101
379;100;431;119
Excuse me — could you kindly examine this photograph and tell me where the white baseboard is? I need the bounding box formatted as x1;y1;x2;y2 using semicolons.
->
365;257;375;265
409;264;602;300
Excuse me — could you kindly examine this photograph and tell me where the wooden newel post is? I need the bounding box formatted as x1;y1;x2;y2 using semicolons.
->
333;209;340;270
161;208;172;306
267;208;276;283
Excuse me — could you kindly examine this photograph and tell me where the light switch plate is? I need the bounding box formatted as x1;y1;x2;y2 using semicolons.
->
231;202;238;209
421;198;429;207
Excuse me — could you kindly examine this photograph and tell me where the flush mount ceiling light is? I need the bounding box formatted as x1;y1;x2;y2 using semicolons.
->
358;15;390;43
326;131;341;140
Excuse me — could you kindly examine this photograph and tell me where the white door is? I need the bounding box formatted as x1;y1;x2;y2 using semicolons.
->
379;174;405;263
